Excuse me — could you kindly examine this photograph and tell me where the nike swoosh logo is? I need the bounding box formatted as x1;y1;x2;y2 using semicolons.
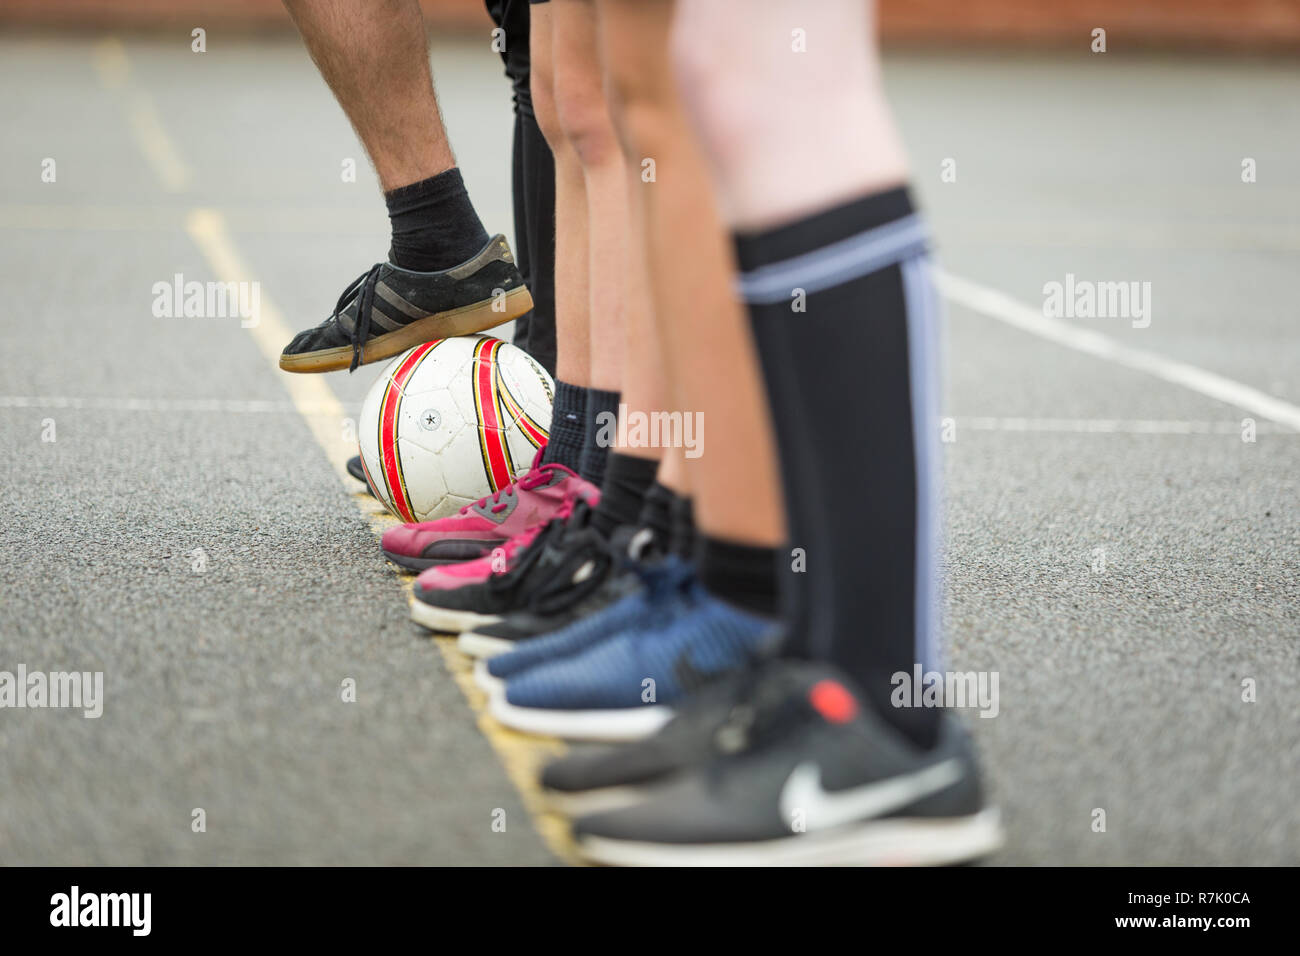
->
778;758;964;832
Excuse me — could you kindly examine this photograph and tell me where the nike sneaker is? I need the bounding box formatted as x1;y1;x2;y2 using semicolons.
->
280;235;533;373
570;661;1003;866
408;502;613;634
379;449;597;572
488;585;777;742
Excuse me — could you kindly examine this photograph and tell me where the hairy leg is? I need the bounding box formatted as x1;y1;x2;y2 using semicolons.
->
282;0;456;191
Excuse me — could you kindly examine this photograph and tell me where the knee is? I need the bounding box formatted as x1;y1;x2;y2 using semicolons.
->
603;55;675;159
553;69;619;169
531;62;565;155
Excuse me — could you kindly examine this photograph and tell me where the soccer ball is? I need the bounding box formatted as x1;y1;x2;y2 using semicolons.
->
357;335;553;523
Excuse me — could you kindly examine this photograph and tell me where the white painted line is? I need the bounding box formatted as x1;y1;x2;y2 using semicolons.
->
5;399;1274;438
938;270;1300;433
0;396;359;414
951;417;1284;435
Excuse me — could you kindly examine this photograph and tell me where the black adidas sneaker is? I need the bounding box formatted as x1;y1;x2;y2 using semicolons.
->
280;234;532;373
571;661;1003;866
408;503;615;633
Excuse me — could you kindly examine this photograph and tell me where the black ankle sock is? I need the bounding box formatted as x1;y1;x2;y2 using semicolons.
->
541;379;587;473
637;482;677;553
592;452;658;538
697;536;778;617
579;388;620;486
670;494;696;560
736;185;941;750
385;169;489;271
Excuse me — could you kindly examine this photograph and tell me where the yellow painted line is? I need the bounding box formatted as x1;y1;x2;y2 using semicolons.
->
184;207;579;864
91;36;130;89
92;37;193;192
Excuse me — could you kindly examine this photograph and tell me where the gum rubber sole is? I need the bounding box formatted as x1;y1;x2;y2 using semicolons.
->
279;285;534;373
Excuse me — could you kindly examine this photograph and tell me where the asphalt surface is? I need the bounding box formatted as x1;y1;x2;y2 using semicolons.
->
0;34;1296;865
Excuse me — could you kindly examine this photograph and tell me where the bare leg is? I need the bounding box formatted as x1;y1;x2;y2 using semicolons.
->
670;0;907;231
282;0;456;191
598;0;782;546
613;163;667;465
673;0;945;745
552;0;627;397
531;2;591;388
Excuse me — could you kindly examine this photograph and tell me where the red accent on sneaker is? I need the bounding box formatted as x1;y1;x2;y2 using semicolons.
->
809;680;858;724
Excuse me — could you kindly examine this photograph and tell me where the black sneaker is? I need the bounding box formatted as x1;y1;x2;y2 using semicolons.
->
570;660;1003;866
408;502;614;634
279;235;532;373
455;526;656;659
540;663;764;816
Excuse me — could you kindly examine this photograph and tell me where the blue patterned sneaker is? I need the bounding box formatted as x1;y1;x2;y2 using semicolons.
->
475;557;695;692
487;585;780;742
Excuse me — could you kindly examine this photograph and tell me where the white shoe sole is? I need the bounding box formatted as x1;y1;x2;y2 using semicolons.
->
576;807;1005;867
409;598;502;634
473;659;505;695
457;630;516;658
488;692;675;742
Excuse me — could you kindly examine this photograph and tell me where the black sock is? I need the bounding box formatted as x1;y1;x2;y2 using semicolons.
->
385;169;490;272
670;494;696;560
578;388;620;487
541;379;587;473
736;186;941;749
591;451;658;538
698;536;778;617
637;482;677;553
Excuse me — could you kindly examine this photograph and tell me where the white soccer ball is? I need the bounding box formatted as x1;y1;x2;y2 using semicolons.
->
357;335;553;522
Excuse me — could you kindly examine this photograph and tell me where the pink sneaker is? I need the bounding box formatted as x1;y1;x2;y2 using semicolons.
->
412;506;558;593
380;449;598;571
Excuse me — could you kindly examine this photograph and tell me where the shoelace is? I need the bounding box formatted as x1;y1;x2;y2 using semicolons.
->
462;449;555;515
332;263;384;373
